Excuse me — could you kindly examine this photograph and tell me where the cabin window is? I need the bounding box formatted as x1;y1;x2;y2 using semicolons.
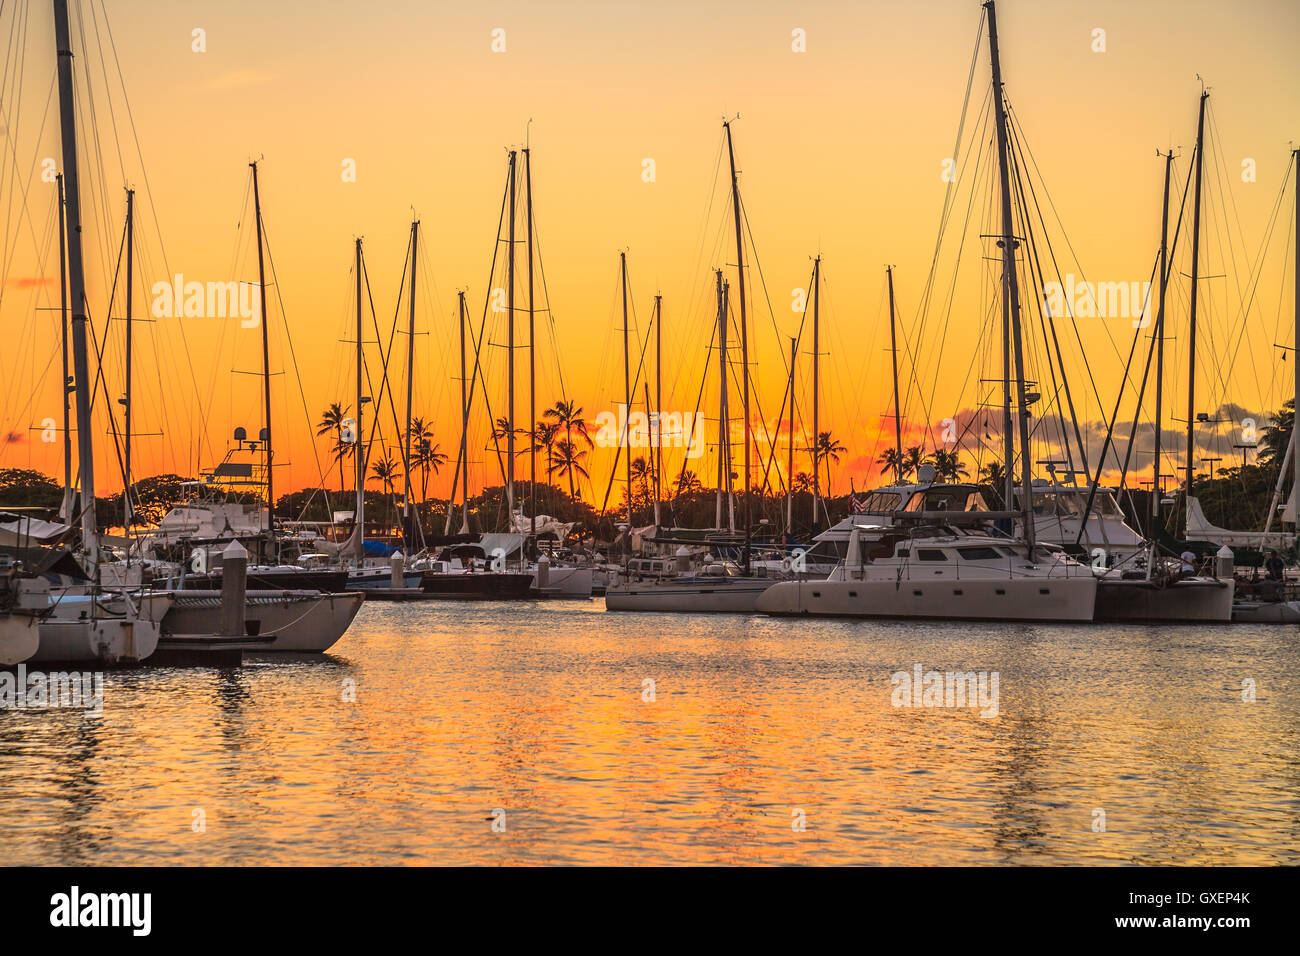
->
861;492;901;513
917;549;948;562
958;547;1001;560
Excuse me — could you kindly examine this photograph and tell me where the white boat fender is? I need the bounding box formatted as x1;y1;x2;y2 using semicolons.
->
1215;545;1234;581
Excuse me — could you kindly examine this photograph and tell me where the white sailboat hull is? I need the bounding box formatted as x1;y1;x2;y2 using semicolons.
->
1232;600;1300;623
605;579;775;613
0;615;41;666
161;590;363;652
30;618;161;665
533;566;594;597
755;576;1097;622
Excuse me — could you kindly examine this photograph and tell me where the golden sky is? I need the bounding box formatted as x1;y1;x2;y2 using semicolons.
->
1;0;1298;508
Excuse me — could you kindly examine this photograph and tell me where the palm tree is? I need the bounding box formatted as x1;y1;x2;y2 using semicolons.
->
1259;399;1294;467
407;417;444;507
675;469;703;496
815;431;846;499
543;399;592;452
928;449;969;482
791;471;812;493
533;421;561;496
629;456;652;516
979;461;1006;506
316;402;351;492
903;445;926;480
414;438;447;511
877;447;904;482
550;439;590;497
492;417;527;448
371;451;400;532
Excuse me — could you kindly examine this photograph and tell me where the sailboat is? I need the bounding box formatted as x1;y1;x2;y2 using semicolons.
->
27;0;162;664
757;0;1098;623
0;575;45;666
604;124;792;613
121;164;361;655
1225;146;1300;622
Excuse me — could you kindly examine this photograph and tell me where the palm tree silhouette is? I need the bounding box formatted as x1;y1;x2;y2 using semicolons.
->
903;445;926;480
928;449;969;482
371;451;400;532
543;399;592;452
815;431;846;498
533;421;561;490
316;402;351;493
877;447;904;482
413;438;447;515
629;456;652;518
550;439;590;497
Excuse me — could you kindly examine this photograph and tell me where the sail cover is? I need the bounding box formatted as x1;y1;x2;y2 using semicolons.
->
1185;495;1296;549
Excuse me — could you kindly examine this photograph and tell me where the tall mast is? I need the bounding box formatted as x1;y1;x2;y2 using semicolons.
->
887;265;903;484
723;280;735;532
621;251;631;527
403;218;418;549
1152;150;1173;523
354;237;365;564
986;0;1035;555
458;290;470;533
654;293;662;527
1185;90;1208;502
811;255;821;528
724;121;751;552
56;174;73;522
714;269;727;530
643;381;654;526
122;188;135;532
1292;146;1299;525
505;149;517;522
525;147;536;539
786;335;796;533
250;161;273;551
53;0;97;565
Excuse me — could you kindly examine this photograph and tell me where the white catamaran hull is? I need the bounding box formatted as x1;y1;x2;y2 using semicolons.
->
755;576;1097;622
160;590;364;652
1094;577;1233;623
0;615;41;666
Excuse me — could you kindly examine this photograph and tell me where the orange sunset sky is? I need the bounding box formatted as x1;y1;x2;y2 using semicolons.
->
1;0;1298;511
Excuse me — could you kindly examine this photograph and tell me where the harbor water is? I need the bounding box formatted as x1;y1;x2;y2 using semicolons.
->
1;600;1297;865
